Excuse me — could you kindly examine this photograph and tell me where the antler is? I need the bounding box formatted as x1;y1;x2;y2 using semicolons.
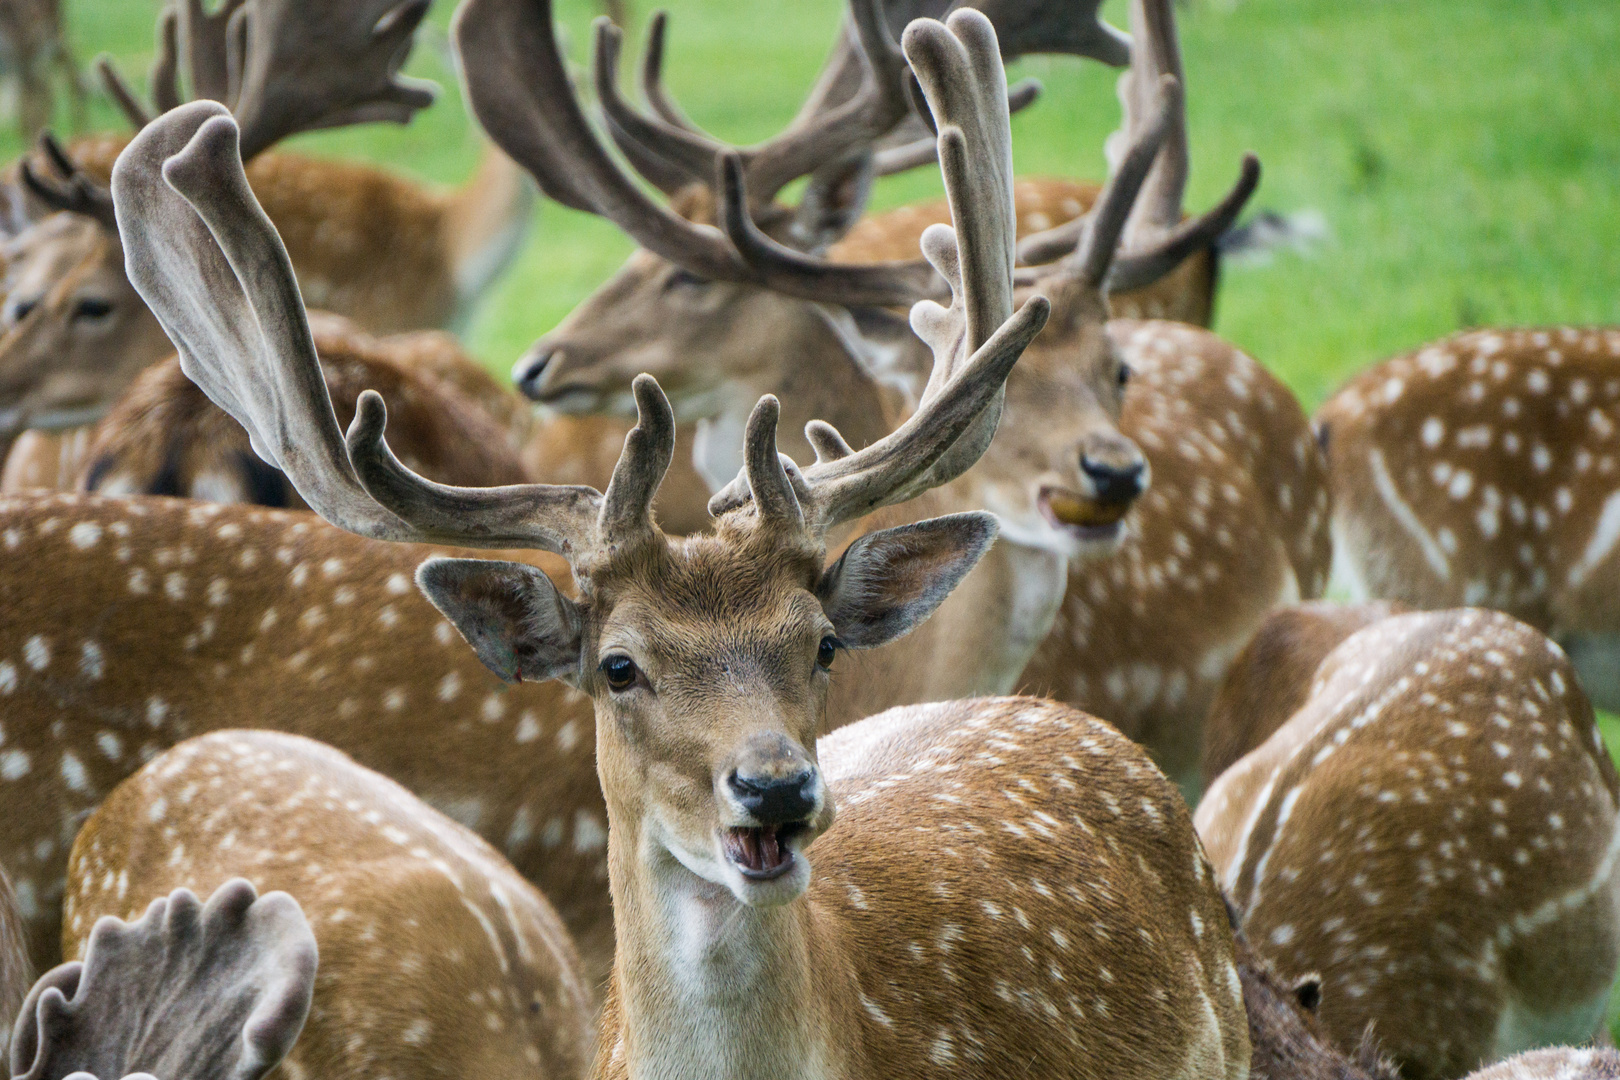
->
709;10;1050;535
1015;0;1259;285
18;134;118;231
7;879;315;1080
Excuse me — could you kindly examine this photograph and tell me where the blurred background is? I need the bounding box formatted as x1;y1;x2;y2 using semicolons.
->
19;0;1620;407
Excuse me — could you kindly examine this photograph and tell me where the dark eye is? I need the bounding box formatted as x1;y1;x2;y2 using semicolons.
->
1116;361;1132;389
72;297;112;321
8;298;37;323
663;267;707;293
600;654;639;691
817;636;840;671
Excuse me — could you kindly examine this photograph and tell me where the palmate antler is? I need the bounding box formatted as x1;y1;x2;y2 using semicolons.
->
8;880;315;1080
1015;0;1259;284
112;10;1045;570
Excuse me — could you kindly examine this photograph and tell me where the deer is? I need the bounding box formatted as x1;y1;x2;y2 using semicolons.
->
6;876;317;1080
1200;600;1406;787
1316;327;1620;714
487;0;1310;786
1194;607;1620;1080
106;10;1254;1077
0;312;531;501
62;729;596;1080
0;0;532;464
0;0;81;143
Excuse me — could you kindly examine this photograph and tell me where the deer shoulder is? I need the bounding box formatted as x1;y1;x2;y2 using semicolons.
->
64;729;595;1080
1196;608;1620;1080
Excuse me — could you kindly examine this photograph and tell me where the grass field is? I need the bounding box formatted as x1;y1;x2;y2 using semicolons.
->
25;0;1620;1033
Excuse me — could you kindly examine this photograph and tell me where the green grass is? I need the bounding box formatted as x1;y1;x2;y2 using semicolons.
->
26;0;1620;1040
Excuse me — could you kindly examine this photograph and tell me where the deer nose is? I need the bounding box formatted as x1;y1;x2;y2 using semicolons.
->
1080;454;1147;506
727;768;821;825
513;345;559;399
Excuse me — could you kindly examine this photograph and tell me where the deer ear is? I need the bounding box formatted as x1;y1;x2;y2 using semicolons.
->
790;152;875;253
817;512;997;649
416;558;582;684
1292;975;1323;1014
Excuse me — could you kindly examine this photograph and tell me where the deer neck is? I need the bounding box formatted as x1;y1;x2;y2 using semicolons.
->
605;805;846;1080
691;308;898;495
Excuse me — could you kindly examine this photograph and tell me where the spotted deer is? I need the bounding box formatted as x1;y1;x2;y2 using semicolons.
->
0;0;81;143
7;876;317;1080
1200;600;1405;787
64;730;596;1080
111;11;1252;1077
0;0;531;460
1317;327;1620;712
0;312;530;501
497;0;1294;785
1195;608;1620;1080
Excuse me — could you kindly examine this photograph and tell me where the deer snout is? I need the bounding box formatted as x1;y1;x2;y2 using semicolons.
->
724;735;821;825
1078;434;1149;506
512;343;559;400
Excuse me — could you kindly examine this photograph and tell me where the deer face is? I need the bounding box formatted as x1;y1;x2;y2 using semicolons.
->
0;214;170;439
975;283;1147;556
417;512;994;908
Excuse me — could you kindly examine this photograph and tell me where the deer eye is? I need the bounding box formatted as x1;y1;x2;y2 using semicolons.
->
817;636;840;671
600;653;639;692
1116;361;1132;389
7;298;37;324
72;297;112;321
663;267;708;293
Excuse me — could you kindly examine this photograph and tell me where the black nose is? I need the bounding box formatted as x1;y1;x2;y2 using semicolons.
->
1080;455;1147;505
727;768;819;825
513;346;557;399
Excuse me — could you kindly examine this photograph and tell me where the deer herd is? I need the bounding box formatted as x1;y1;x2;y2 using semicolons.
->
0;1;1614;1080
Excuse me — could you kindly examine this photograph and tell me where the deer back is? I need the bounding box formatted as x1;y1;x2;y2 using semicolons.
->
1196;608;1620;1080
65;730;595;1080
0;491;610;985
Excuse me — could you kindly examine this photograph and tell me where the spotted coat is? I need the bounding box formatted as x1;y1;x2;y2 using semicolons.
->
1196;609;1620;1080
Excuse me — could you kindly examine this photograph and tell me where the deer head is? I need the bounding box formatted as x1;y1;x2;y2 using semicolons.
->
0;0;437;444
112;10;1045;907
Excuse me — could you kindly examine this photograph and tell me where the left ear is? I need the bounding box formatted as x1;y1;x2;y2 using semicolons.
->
816;512;998;649
790;152;875;253
415;558;583;684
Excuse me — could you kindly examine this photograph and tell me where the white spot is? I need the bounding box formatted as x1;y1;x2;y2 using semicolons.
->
60;752;89;792
437;672;462;702
23;636;50;671
96;732;122;760
572;810;608;852
1270;924;1295;945
386;573;411;595
1421;417;1444;447
514;713;540;743
556;720;580;752
79;641;105;681
401;1019;431;1046
68;522;102;549
0;750;30;780
0;662;15;695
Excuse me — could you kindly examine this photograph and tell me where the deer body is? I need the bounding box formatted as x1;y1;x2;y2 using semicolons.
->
0;491;611;983
595;696;1249;1080
1195;609;1620;1080
1317;327;1620;709
64;730;596;1080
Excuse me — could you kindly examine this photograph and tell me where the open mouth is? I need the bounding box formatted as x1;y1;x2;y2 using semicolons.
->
1039;486;1131;541
722;824;807;880
531;385;603;413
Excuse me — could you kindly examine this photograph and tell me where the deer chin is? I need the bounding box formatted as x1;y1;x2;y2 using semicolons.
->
718;823;813;906
1038;486;1131;551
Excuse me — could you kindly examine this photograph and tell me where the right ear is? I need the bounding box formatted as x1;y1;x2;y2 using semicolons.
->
415;558;583;684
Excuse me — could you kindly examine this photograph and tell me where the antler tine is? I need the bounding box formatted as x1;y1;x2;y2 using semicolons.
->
179;0;249;106
95;55;152;128
19;133;118;231
710;11;1050;532
150;6;182;114
1071;74;1179;290
229;0;439;161
454;0;749;281
1120;0;1186;244
873;77;1040;177
594;19;722;195
1106;152;1259;293
972;0;1132;67
114;102;605;556
640;11;702;133
596;374;677;543
741;396;805;529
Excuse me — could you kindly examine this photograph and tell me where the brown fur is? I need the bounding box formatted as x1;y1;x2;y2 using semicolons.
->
0;861;30;1057
66;731;595;1080
1196;609;1620;1080
0;492;613;988
1202;601;1406;788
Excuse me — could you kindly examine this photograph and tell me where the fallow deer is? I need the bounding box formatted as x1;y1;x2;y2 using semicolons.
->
494;0;1300;785
64;730;596;1080
110;11;1253;1077
0;0;531;460
0;312;530;501
7;877;316;1080
1317;327;1620;711
1195;608;1620;1080
1200;600;1405;787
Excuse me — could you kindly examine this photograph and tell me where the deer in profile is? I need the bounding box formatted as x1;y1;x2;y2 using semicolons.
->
1196;607;1620;1080
64;730;596;1080
1317;327;1620;712
109;10;1254;1077
0;0;531;463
